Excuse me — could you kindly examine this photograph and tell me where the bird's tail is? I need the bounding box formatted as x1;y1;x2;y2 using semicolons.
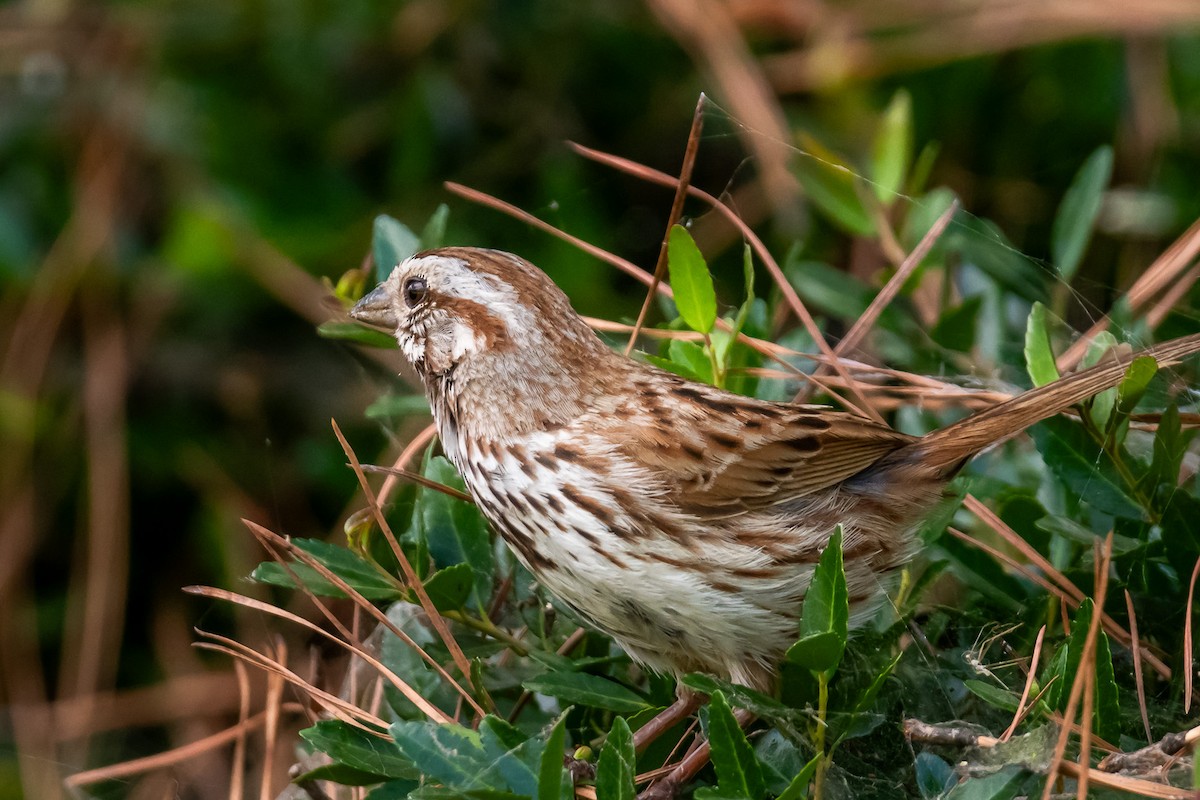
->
893;332;1200;473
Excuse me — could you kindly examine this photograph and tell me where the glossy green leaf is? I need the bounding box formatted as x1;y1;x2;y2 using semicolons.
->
374;214;421;283
417;562;474;611
420;456;493;600
789;526;848;674
915;752;955;800
668;338;714;385
523;672;650;714
317;321;399;349
931;296;982;353
595;716;635;800
1115;356;1157;416
538;713;572;800
1051;146;1113;281
667;225;717;334
964;679;1019;712
871;89;913;204
703;691;766;800
302;720;417;780
1023;303;1060;388
389;720;485;787
795;133;875;236
251;539;403;600
775;753;820;800
1029;417;1141;518
943;766;1024;799
421;204;450;249
1093;630;1120;743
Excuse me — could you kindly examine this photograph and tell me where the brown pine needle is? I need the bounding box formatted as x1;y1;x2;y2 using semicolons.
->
360;463;474;503
332;419;480;704
187;586;454;723
1185;555;1200;714
625;93;705;356
1041;533;1113;800
1001;625;1046;742
66;703;305;788
1126;589;1153;744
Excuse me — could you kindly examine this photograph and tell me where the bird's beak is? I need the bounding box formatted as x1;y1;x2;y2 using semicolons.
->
350;285;398;330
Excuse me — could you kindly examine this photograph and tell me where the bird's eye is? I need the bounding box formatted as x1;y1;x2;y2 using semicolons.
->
403;277;428;308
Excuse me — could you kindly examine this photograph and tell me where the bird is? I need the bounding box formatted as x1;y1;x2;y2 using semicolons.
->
350;246;1200;694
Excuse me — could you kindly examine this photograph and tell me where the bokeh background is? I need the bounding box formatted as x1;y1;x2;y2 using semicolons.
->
3;1;1200;797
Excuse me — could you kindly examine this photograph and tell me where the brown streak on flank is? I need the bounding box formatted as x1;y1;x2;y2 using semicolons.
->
708;579;741;594
727;565;778;579
671;384;742;415
534;453;557;471
681;442;705;460
743;419;765;431
561;484;616;528
709;431;742;449
544;493;564;514
791;414;832;430
554;443;583;462
782;436;821;452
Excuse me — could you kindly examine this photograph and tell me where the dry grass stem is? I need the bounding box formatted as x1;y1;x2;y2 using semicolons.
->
66;703;305;788
1126;589;1153;744
1041;533;1113;800
332;419;480;705
1001;625;1046;742
625;94;706;355
186;585;454;723
1184;555;1200;713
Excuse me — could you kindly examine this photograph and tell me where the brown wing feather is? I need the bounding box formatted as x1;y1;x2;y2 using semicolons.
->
614;376;914;519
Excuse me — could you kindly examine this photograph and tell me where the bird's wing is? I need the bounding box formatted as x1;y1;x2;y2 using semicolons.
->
613;377;915;519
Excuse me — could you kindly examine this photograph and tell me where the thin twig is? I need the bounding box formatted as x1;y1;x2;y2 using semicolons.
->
1126;589;1153;744
625;94;706;356
332;419;479;701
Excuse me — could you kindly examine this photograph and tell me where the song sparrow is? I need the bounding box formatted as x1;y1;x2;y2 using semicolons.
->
352;246;1200;692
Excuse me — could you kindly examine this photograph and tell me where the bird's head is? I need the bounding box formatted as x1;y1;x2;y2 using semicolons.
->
351;246;609;381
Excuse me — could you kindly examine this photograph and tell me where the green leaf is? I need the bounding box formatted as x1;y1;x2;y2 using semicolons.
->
1029;417;1142;518
1093;630;1120;743
374;214;421;283
915;752;955;800
421;204;450;249
595;717;635;800
301;720;417;780
964;679;1019;712
1023;303;1060;388
390;719;486;788
943;766;1025;799
251;539;404;600
784;632;845;674
704;691;766;800
474;717;542;797
294;762;403;786
538;714;572;800
1142;405;1195;496
775;753;820;800
950;217;1047;302
1115;356;1157;416
870;89;913;204
418;563;475;611
667;225;717;334
794;134;875;236
931;296;982;353
789;526;848;674
420;456;493;601
317;321;399;349
668;338;714;385
1051;146;1113;281
524;672;650;714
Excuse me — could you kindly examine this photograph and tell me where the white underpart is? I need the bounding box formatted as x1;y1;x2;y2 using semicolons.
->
453;428;812;685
